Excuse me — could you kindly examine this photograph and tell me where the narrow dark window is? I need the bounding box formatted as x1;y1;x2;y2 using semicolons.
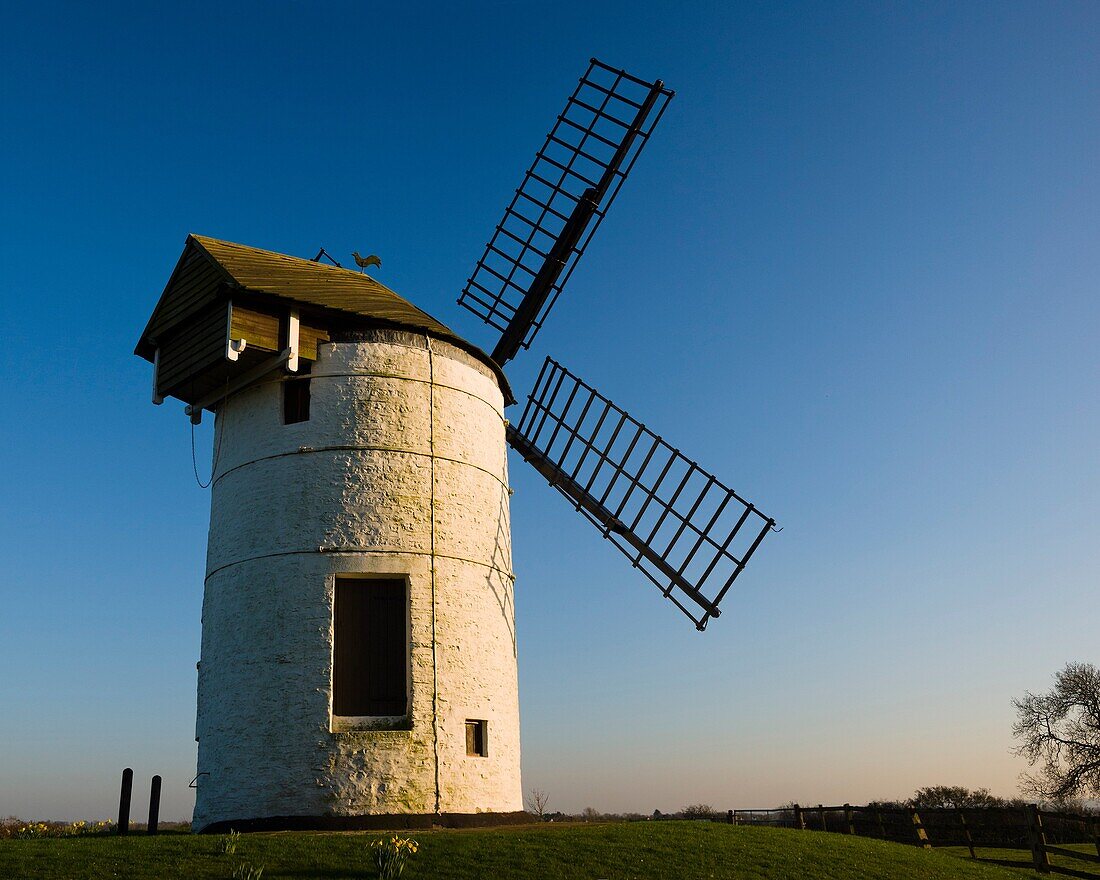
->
465;720;488;757
333;578;407;716
283;366;311;424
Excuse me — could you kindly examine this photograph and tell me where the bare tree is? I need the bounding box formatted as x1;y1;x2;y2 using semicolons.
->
1013;661;1100;802
525;788;550;821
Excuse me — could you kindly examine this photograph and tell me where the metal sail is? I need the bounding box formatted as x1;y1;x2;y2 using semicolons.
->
458;59;674;365
508;357;777;630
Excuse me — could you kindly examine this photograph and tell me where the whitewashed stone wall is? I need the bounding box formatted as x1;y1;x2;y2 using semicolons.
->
193;332;521;830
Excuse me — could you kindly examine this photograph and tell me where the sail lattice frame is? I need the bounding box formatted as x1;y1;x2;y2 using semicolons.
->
459;59;673;363
508;357;776;630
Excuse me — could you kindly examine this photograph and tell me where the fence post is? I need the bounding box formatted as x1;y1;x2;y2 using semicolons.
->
1025;804;1050;874
875;808;886;839
818;805;827;832
956;809;975;859
117;768;133;835
147;775;162;835
793;804;805;830
843;804;855;835
909;809;931;849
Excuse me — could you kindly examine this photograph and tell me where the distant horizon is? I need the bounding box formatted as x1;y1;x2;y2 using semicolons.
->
11;776;1092;826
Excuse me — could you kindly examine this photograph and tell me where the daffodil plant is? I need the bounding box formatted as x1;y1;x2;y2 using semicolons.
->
371;835;419;879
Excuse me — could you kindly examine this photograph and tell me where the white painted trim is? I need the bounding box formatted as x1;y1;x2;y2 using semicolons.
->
225;300;243;362
287;309;300;373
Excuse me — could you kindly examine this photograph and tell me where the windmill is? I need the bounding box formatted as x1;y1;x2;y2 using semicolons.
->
134;59;776;832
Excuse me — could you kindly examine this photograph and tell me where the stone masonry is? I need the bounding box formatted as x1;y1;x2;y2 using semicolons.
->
192;331;521;830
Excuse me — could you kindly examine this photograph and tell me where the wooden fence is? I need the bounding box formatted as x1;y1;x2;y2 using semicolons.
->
711;803;1100;877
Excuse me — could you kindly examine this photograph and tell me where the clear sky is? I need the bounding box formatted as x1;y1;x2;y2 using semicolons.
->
1;1;1097;822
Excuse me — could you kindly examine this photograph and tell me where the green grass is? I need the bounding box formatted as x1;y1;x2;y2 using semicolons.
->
0;821;1074;880
941;844;1100;877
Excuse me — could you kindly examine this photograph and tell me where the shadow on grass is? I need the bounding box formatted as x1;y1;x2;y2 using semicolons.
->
973;856;1035;869
968;853;1100;880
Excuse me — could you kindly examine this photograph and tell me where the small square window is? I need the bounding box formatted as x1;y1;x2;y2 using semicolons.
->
283;370;311;425
465;720;488;757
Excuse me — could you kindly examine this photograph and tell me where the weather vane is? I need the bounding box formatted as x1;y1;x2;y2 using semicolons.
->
352;251;382;273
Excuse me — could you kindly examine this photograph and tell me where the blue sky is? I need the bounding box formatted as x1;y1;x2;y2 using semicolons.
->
1;1;1097;821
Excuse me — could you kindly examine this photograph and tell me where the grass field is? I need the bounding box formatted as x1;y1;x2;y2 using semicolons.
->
3;821;1096;880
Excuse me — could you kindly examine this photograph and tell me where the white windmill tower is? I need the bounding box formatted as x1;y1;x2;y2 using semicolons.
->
135;59;777;832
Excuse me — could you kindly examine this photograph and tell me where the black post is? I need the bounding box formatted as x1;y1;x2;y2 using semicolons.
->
727;809;734;825
117;768;133;835
147;775;162;835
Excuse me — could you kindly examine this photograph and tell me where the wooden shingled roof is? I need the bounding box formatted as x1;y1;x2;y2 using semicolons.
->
135;234;481;362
